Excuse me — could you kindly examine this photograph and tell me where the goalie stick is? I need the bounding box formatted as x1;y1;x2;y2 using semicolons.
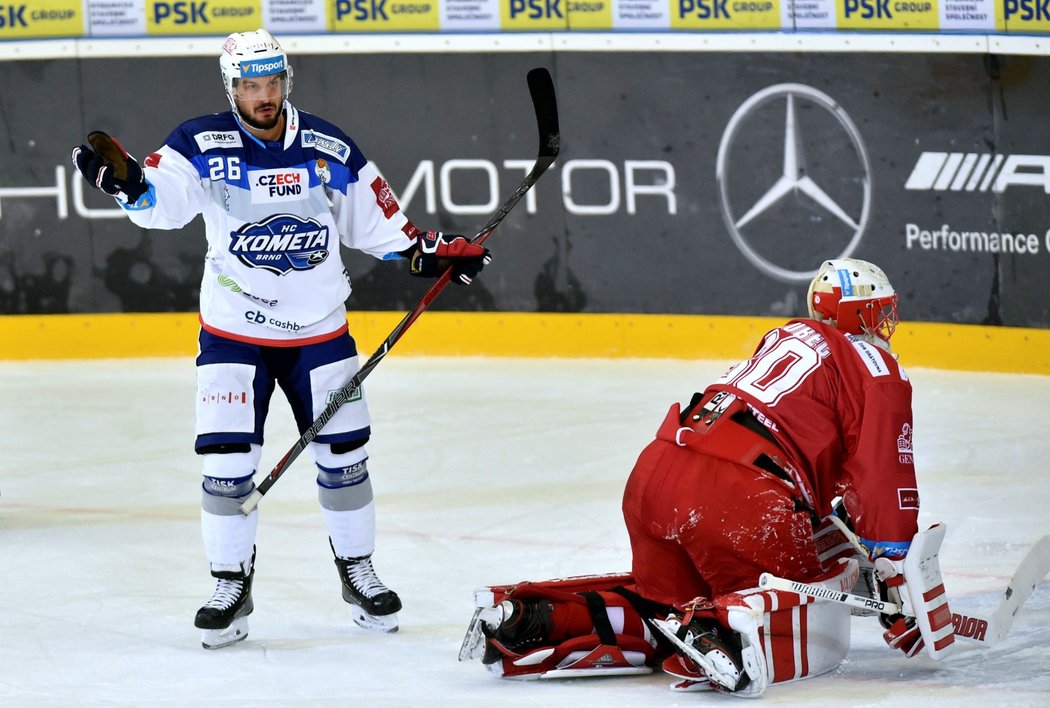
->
759;533;1050;647
239;67;560;515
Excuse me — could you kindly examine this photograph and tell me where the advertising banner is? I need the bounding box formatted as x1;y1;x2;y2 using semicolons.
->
836;0;940;30
1;51;1048;329
144;0;262;34
264;0;327;32
6;0;1049;36
784;0;837;27
442;0;501;29
330;0;441;31
88;1;147;35
566;0;613;29
940;0;996;30
672;0;781;29
612;0;672;26
499;0;571;28
0;0;84;38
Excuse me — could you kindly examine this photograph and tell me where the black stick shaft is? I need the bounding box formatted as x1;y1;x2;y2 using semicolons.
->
239;68;560;514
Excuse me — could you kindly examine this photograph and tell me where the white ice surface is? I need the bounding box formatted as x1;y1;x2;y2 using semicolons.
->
1;357;1048;707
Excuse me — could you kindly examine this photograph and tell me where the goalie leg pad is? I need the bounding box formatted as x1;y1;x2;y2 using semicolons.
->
460;574;657;679
901;524;956;658
656;559;855;696
721;559;854;686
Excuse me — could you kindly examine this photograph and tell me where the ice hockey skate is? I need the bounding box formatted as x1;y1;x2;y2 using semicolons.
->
332;543;402;633
652;615;754;695
477;599;553;665
194;552;254;650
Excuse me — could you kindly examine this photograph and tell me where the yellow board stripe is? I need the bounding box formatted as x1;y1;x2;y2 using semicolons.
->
1;312;1048;374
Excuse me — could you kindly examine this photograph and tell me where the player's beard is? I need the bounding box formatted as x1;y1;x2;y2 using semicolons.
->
238;101;282;132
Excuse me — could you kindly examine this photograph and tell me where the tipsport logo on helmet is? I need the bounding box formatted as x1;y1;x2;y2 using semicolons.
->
230;214;330;276
240;57;287;78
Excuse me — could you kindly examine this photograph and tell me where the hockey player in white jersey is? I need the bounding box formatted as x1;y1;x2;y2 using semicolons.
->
71;29;491;649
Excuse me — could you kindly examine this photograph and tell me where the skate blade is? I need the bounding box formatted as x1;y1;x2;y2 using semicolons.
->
200;616;249;649
650;618;739;692
350;605;399;633
459;607;486;661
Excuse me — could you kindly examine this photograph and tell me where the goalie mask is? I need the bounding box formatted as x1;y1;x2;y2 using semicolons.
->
807;259;899;343
219;29;293;125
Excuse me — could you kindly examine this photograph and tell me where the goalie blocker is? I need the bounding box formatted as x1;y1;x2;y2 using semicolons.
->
459;559;859;696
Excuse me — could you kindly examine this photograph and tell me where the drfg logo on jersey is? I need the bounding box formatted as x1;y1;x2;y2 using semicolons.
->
716;84;872;283
230;214;330;276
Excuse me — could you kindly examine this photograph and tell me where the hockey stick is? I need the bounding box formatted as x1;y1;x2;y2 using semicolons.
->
239;67;560;515
759;534;1050;646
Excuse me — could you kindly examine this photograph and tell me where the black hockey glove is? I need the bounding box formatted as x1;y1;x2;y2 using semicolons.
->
72;131;148;205
408;231;491;285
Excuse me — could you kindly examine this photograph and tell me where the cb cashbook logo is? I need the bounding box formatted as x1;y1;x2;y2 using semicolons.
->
715;84;872;283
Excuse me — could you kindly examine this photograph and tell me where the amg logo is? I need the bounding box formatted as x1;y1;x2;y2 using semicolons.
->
905;152;1050;193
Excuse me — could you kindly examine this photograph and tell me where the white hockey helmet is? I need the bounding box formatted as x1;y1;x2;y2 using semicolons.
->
807;258;899;342
219;28;293;109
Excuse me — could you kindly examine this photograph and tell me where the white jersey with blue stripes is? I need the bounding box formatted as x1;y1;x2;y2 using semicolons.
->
121;103;416;344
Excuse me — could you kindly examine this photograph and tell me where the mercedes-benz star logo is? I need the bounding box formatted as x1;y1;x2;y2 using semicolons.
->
715;84;872;283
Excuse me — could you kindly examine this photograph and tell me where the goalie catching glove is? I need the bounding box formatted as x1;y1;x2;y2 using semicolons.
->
71;131;149;206
408;231;491;285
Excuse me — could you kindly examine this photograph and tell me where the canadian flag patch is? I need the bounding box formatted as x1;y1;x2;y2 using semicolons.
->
144;152;162;168
371;176;399;219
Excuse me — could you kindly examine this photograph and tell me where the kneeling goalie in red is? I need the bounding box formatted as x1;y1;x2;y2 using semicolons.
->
458;559;860;696
459;259;958;697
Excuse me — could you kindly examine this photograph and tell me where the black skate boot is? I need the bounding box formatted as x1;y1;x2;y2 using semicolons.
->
194;551;255;650
332;540;402;633
481;599;554;665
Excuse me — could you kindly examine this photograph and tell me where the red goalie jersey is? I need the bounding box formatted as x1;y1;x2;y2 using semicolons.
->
710;317;919;560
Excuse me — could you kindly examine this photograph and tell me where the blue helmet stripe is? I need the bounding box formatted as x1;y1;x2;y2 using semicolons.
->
836;268;854;296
